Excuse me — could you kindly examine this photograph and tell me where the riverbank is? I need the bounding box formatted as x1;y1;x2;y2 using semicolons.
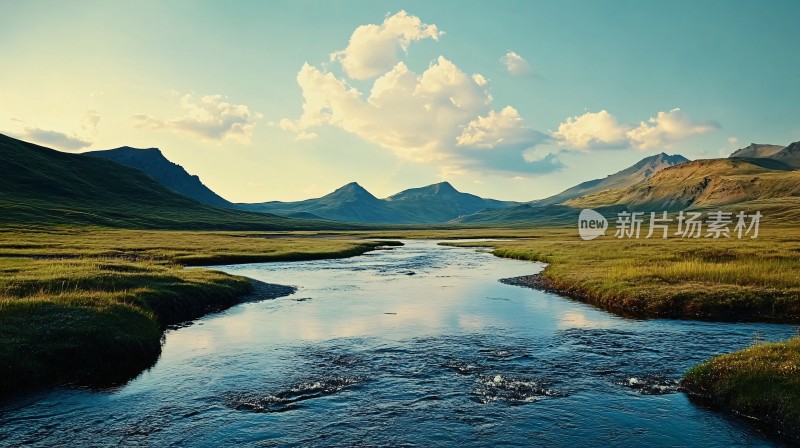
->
0;228;400;395
682;337;800;442
449;228;800;441
447;227;800;322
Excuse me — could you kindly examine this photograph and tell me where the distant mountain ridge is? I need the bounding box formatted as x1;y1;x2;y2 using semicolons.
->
456;153;690;224
533;152;689;205
239;181;517;224
729;143;784;159
564;157;800;210
85;146;232;207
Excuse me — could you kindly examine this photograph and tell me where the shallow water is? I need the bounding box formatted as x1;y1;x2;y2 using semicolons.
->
1;240;795;447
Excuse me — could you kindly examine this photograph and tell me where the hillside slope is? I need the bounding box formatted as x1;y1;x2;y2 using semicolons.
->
0;134;340;230
565;158;800;210
86;146;232;207
533;153;689;206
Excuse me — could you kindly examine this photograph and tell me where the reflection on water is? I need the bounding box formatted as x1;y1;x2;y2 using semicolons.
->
0;240;794;447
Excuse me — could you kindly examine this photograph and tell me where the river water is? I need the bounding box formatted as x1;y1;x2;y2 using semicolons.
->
0;240;795;447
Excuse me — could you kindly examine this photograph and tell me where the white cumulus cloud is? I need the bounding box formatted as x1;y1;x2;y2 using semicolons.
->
626;108;719;150
552;110;629;150
457;106;538;149
281;12;551;176
133;93;261;143
553;108;719;151
501;50;532;76
330;10;442;80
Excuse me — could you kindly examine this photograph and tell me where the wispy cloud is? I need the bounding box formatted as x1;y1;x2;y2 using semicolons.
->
133;93;261;143
500;50;532;76
6;111;100;150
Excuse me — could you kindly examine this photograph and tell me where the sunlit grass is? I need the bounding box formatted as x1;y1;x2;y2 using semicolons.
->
0;228;397;394
447;226;800;320
683;337;800;438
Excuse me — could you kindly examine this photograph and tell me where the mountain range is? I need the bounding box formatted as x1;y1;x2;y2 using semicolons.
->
3;132;798;228
238;181;516;223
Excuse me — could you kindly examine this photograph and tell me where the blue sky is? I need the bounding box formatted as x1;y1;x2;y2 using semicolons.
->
1;0;798;201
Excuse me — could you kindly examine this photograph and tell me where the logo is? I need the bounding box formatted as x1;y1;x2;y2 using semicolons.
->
578;209;608;240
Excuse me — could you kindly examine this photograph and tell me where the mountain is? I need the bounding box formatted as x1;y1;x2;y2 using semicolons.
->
385;182;516;222
0;134;344;230
564;157;800;210
240;181;516;224
769;141;800;168
532;153;689;205
729;143;784;159
240;182;417;223
452;153;689;225
85;146;232;207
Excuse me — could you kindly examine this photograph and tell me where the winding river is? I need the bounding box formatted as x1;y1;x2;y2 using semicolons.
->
0;240;795;447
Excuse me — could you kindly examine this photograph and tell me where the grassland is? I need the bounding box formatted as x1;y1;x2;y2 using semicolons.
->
0;228;398;394
446;226;800;322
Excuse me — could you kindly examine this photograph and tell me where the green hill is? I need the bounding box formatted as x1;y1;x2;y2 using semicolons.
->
0;133;346;230
85;146;233;208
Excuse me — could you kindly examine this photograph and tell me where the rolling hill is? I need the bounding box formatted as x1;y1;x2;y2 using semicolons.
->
564;157;800;210
85;146;232;207
452;153;689;224
0;133;346;230
729;143;785;159
240;181;516;224
532;153;689;205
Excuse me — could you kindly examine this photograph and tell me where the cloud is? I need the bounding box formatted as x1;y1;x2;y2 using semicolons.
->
552;110;629;150
626;108;720;150
133;93;260;143
330;10;442;80
282;12;552;176
553;108;720;151
501;51;532;76
457;106;541;149
8;110;100;150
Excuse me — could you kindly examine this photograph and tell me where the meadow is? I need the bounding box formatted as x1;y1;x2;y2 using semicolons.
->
0;228;398;393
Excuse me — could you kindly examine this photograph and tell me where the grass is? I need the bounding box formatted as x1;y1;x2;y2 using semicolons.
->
0;228;398;394
446;226;800;321
682;337;800;440
0;133;357;230
444;225;800;439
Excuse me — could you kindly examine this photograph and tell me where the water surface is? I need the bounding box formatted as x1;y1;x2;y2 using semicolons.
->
0;240;794;447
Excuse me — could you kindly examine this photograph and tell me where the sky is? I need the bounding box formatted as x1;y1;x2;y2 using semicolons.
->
1;0;798;202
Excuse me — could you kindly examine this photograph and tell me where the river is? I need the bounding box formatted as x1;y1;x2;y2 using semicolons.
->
0;240;795;447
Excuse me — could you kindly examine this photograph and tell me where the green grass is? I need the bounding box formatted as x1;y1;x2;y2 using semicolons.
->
447;226;800;321
0;133;356;230
0;229;398;394
682;337;800;440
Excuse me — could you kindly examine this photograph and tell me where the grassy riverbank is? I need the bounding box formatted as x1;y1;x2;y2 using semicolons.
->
446;227;800;439
446;227;800;322
682;337;800;440
0;228;398;395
